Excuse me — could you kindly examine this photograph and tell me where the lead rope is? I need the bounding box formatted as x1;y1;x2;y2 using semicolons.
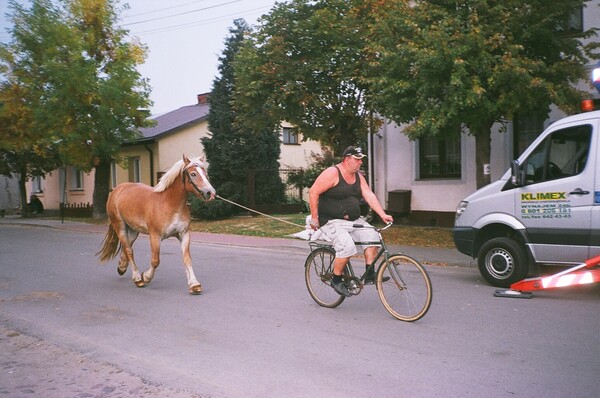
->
216;194;306;229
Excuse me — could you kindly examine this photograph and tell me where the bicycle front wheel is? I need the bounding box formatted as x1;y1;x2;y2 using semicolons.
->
377;254;432;321
305;247;346;308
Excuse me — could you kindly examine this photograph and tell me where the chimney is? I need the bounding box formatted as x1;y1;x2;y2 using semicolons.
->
197;93;210;104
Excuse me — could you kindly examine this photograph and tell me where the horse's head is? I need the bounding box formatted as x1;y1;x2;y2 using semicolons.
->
182;155;216;201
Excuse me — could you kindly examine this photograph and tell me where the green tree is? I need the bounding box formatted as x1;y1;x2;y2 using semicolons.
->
200;19;283;217
0;0;71;216
287;148;336;191
0;0;152;217
365;0;600;188
233;0;380;156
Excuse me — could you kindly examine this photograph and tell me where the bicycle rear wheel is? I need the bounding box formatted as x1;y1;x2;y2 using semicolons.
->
377;254;432;321
304;247;345;308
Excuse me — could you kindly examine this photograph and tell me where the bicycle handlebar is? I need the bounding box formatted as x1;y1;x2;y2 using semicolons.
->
380;221;394;231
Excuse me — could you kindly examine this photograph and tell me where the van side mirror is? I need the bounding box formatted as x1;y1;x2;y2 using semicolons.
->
511;160;524;186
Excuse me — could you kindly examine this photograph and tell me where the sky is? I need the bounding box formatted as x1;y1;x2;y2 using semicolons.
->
122;0;281;115
0;0;282;116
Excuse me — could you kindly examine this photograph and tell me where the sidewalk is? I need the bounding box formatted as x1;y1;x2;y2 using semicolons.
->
0;216;475;268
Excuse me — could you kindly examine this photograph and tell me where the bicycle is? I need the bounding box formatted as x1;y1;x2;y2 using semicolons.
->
304;222;432;321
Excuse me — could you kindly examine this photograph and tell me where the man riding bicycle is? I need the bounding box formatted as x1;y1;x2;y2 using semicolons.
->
308;145;394;297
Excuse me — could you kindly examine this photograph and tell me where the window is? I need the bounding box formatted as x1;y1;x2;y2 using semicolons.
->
522;125;591;185
566;6;583;33
32;176;43;193
282;127;299;145
69;167;84;190
555;6;583;33
128;157;141;183
418;136;461;179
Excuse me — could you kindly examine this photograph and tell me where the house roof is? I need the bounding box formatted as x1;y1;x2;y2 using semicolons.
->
132;101;210;143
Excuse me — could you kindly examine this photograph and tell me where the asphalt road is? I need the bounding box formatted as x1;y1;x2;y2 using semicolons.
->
0;222;599;398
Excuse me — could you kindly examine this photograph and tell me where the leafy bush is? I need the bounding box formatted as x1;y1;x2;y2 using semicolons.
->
189;182;241;220
288;149;337;190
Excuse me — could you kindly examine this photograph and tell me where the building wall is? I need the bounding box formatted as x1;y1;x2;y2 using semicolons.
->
156;123;208;173
0;175;20;215
371;121;479;217
115;145;156;187
26;167;94;212
278;122;323;168
372;106;581;226
112;122;208;187
25;118;321;211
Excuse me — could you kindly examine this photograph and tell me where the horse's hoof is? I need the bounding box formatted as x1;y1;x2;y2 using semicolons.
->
189;285;202;295
135;280;145;288
117;267;126;276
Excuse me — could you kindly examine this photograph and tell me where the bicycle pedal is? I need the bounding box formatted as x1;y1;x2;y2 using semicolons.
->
345;279;363;295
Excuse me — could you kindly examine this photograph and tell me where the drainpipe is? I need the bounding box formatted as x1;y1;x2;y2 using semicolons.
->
61;166;67;223
145;144;154;186
368;128;374;193
367;115;377;221
367;111;375;193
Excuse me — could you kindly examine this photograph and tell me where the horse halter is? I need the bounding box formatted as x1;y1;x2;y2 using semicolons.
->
182;163;209;196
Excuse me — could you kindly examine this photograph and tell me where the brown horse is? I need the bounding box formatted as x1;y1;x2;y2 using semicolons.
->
97;155;216;294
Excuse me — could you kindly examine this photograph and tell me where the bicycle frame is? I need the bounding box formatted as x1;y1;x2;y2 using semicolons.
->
308;222;394;282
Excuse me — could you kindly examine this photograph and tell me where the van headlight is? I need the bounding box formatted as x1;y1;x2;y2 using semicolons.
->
455;201;469;221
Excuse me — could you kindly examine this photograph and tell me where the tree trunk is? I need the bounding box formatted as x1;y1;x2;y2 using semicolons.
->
92;159;110;219
474;126;492;189
17;166;30;218
333;116;363;156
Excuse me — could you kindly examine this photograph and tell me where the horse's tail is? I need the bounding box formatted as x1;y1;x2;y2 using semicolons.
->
96;224;122;263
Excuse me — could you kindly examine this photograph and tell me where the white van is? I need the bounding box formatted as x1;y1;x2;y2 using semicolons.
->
453;109;600;287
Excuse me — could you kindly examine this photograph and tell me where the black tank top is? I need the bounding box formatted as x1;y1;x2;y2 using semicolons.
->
318;166;362;226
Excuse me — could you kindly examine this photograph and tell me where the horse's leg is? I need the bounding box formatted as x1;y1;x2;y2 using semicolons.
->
117;229;138;276
115;224;144;287
141;233;160;284
180;231;202;295
117;251;128;276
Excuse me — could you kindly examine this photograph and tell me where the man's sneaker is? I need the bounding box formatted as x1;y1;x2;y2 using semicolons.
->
363;269;390;284
331;278;351;297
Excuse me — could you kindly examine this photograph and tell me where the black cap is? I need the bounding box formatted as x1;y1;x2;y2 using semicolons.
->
343;146;366;159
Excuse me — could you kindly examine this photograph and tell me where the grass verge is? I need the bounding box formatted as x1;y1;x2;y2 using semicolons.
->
40;213;455;248
188;213;455;249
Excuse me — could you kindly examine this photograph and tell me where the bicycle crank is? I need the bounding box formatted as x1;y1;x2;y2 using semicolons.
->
343;275;363;296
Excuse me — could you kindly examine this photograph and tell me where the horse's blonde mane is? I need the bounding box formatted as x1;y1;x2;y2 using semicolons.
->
154;156;206;192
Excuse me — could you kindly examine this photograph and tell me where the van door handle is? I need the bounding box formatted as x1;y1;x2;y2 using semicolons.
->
569;188;590;195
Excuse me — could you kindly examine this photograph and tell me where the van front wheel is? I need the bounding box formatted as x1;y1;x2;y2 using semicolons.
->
478;237;528;288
